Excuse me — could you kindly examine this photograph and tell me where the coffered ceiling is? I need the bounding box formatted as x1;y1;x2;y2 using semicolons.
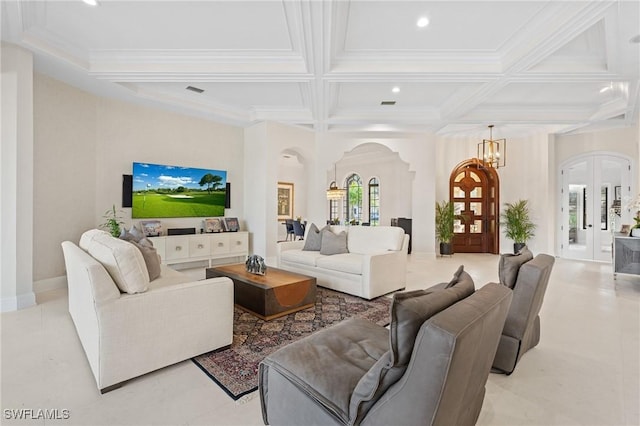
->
2;0;639;137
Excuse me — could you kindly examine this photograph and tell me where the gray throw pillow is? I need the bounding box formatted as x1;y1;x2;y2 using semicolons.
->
302;223;322;251
499;246;533;289
320;229;348;255
389;268;474;367
349;351;405;424
131;241;161;281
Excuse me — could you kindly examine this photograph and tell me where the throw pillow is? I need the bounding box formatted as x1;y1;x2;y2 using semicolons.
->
499;246;533;289
349;351;405;424
389;270;474;367
85;233;149;294
131;241;161;281
445;264;465;288
302;223;322;251
320;229;348;255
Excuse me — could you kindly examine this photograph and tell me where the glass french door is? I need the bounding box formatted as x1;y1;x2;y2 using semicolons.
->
561;154;631;261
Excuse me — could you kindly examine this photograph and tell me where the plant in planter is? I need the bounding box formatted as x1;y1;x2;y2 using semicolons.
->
500;199;536;253
100;204;125;237
435;201;456;255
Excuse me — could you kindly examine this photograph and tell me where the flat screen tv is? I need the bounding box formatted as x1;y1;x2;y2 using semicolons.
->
132;162;227;218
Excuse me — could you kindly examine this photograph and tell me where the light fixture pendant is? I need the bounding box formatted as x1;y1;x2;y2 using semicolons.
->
477;125;506;169
326;165;346;200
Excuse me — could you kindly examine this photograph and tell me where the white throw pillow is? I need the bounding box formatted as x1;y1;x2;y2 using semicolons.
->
79;229;111;251
85;232;150;294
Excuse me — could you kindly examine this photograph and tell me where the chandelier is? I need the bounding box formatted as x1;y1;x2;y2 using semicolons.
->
477;125;506;169
326;165;346;200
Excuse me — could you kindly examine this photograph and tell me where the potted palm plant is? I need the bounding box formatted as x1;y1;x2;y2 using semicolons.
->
501;199;536;253
435;201;456;255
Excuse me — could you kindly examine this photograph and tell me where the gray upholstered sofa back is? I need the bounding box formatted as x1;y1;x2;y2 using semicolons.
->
493;253;555;374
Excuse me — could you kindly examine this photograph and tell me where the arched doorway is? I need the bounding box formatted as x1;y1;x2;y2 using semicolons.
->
450;159;500;254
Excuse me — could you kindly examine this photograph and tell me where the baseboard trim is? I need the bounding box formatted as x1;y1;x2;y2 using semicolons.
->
1;292;36;312
33;275;67;294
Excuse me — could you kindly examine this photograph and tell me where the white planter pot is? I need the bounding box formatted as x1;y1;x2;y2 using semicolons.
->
631;228;640;237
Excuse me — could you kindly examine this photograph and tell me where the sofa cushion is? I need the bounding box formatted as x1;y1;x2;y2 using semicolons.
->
261;317;389;424
316;253;363;275
302;223;323;251
347;226;405;255
320;229;348;255
390;267;474;366
499;246;533;289
280;249;325;267
131;241;161;281
85;232;150;294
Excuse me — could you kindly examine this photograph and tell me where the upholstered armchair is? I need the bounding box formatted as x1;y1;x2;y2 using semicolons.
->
259;267;513;426
492;252;555;374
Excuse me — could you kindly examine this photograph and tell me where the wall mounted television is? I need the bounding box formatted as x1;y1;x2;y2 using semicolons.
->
132;162;227;218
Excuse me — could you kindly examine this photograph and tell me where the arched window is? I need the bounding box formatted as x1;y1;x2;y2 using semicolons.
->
369;177;380;226
345;174;363;224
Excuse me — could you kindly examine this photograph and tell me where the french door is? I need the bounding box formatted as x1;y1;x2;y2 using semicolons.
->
561;154;631;261
450;160;499;254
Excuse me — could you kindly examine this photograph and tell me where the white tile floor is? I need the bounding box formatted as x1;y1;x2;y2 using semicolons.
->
1;254;638;426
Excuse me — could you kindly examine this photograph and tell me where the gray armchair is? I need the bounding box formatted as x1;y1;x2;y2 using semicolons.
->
259;268;512;426
492;253;555;374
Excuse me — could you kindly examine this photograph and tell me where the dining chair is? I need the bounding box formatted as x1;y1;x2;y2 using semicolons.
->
292;220;305;240
284;219;295;241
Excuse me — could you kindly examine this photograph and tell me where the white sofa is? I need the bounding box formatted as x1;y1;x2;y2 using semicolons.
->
276;226;409;299
61;230;233;393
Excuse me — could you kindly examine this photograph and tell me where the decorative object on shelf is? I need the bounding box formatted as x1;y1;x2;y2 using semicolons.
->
620;224;631;235
326;164;346;200
100;204;125;237
501;199;536;253
245;254;267;276
477;124;506;169
204;218;224;233
224;217;239;232
278;182;294;220
139;220;162;237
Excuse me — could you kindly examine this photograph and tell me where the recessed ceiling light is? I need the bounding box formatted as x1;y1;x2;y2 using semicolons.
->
392;87;400;93
82;0;99;6
416;16;429;28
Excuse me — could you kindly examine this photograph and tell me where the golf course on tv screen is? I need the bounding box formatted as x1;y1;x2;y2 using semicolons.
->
132;162;227;218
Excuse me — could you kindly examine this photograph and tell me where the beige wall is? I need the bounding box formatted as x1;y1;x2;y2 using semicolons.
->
32;74;245;286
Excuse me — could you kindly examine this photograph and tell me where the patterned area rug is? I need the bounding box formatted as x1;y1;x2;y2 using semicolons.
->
192;287;392;401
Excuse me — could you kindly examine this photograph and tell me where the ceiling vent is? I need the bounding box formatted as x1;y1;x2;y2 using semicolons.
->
186;86;204;93
381;101;396;106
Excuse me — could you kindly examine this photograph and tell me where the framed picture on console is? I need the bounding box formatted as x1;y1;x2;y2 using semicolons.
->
225;217;239;232
139;220;162;237
278;182;294;220
204;218;225;233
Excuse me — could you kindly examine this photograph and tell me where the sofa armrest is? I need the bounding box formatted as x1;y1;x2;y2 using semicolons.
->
276;240;305;266
362;250;408;299
94;277;233;389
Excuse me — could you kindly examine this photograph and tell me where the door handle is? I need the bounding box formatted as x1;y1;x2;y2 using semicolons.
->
588;224;593;228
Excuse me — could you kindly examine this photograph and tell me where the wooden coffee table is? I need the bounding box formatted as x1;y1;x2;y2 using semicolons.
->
206;264;317;320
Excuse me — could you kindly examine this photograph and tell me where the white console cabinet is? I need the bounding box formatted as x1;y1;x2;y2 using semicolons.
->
149;232;248;267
